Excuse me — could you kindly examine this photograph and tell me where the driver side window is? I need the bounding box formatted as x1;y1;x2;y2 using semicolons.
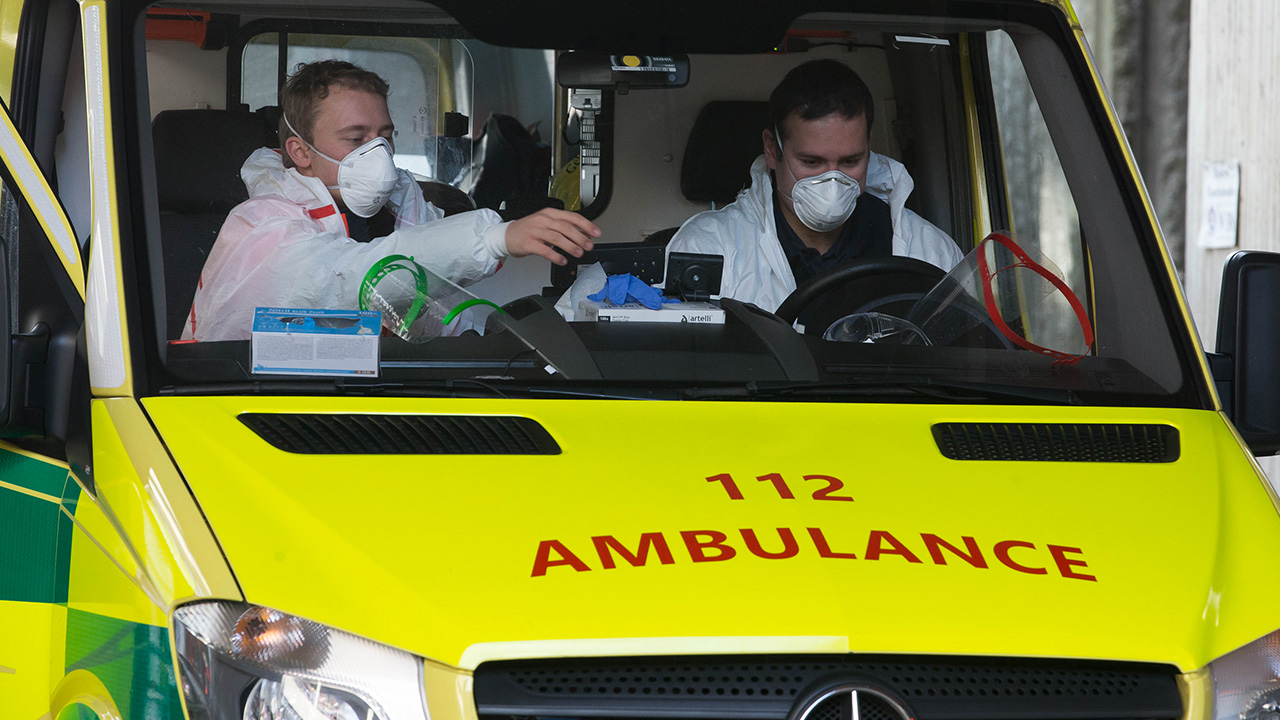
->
985;29;1090;350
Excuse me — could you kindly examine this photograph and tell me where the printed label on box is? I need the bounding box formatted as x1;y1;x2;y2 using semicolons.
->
251;308;381;376
578;300;725;324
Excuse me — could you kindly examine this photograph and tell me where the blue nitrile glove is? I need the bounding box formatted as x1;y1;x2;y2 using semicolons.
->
587;274;679;310
588;274;632;306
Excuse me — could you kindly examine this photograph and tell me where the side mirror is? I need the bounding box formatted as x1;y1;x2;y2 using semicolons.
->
1214;251;1280;455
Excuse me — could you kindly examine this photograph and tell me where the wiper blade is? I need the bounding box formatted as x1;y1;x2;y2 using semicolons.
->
160;379;509;398
160;378;661;401
680;379;1080;405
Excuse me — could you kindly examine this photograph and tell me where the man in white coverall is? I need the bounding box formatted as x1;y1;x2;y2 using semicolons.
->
183;60;599;341
666;59;963;316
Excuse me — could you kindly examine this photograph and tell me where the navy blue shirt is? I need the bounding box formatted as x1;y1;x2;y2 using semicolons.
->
772;177;893;287
345;206;397;243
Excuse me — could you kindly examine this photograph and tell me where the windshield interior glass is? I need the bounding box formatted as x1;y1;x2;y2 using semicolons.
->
135;1;1199;406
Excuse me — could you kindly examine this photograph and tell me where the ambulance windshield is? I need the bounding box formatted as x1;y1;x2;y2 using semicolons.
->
138;0;1201;408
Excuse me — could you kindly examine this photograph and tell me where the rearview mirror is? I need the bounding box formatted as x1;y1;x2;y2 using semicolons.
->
556;53;689;90
1214;250;1280;455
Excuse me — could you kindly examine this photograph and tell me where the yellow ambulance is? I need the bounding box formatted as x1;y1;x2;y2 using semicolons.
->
3;1;1280;720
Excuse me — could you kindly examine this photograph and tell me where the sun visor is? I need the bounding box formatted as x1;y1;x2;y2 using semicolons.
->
435;0;794;53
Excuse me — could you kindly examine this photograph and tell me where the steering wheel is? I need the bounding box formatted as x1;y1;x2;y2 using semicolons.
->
774;256;947;335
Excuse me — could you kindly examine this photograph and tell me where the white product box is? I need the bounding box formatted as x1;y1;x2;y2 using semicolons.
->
251;307;381;376
577;300;725;324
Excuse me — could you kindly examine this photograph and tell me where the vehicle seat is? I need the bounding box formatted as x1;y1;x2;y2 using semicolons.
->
680;100;770;206
153;107;274;339
419;180;476;216
639;100;770;249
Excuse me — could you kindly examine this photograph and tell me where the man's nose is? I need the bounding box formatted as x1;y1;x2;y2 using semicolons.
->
813;160;839;176
802;162;838;179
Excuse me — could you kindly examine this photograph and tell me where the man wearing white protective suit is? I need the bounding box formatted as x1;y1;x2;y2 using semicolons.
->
666;59;963;316
183;60;599;341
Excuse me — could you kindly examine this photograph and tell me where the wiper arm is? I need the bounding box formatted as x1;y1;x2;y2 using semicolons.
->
160;378;661;401
681;379;1080;405
160;379;510;398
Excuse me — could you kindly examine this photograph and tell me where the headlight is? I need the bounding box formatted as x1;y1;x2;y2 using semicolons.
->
1211;630;1280;720
173;601;429;720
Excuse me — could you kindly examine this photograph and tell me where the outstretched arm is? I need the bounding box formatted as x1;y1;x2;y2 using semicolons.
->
500;207;600;265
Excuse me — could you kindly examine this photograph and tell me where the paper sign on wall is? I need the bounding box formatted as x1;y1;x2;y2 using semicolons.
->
1198;160;1240;249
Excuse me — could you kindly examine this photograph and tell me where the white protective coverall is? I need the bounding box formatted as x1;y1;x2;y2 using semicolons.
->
665;152;965;314
182;148;508;341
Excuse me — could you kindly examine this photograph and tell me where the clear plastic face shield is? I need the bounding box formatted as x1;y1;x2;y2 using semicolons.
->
826;232;1094;364
359;256;507;343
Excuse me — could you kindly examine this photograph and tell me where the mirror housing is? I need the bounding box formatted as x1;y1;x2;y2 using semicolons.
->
556;53;689;90
1214;251;1280;455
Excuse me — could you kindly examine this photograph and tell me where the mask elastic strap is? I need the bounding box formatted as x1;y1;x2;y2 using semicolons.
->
774;126;800;202
282;113;344;189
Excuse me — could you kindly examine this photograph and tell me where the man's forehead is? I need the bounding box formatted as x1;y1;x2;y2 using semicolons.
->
314;86;392;123
780;111;870;154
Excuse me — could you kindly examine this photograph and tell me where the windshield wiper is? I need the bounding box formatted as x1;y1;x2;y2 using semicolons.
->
680;379;1081;405
162;377;1077;404
160;379;509;398
160;378;663;401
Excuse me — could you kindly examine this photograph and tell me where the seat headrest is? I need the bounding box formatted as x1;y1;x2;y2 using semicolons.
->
680;100;770;204
153;108;271;213
418;179;476;217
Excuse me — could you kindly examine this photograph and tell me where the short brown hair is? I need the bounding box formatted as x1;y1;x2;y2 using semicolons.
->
279;60;390;168
769;59;874;144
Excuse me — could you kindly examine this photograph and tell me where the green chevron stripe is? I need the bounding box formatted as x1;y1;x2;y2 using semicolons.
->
0;446;68;497
55;704;101;720
0;447;84;603
65;609;182;720
0;488;60;602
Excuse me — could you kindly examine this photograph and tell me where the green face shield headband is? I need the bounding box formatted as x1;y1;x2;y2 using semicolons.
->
359;255;503;341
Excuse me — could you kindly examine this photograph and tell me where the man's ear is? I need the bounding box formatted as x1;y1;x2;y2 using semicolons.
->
762;128;778;171
284;136;312;170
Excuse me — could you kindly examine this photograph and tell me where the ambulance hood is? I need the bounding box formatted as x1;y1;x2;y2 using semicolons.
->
144;396;1280;671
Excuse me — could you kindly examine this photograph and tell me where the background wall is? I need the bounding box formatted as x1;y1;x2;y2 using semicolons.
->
1182;2;1280;341
1181;1;1280;478
1074;0;1190;273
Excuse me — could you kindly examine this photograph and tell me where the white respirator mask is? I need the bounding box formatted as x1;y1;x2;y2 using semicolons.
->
283;114;399;218
776;127;861;233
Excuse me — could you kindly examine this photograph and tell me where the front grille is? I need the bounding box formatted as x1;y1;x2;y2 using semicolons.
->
851;696;900;720
805;689;903;720
238;413;560;454
473;655;1182;720
932;423;1179;462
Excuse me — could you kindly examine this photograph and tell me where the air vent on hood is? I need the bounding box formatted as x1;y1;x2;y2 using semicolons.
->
932;423;1178;462
239;413;560;455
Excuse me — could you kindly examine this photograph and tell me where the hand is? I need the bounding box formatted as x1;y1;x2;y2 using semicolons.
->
505;208;600;265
